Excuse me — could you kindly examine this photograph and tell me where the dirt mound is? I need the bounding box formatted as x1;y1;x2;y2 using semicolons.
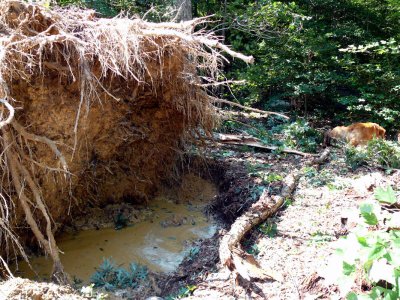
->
0;277;85;300
0;1;252;280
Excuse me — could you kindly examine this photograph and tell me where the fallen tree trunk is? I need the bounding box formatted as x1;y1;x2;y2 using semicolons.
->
219;170;301;282
215;133;316;157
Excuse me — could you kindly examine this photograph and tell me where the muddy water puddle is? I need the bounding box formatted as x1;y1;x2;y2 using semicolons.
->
15;175;218;282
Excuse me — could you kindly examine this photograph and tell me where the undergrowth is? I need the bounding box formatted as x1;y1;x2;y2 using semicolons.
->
90;258;148;291
345;139;400;170
220;117;322;153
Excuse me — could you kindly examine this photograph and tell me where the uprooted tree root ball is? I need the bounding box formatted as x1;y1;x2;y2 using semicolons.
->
0;0;253;282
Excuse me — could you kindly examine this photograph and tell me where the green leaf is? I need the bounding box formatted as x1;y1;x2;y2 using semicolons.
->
360;203;378;225
374;186;397;204
372;287;398;300
347;292;358;300
368;244;386;260
358;236;369;247
362;212;379;225
343;261;356;275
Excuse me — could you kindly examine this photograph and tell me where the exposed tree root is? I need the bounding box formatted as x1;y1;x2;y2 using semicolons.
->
219;170;301;282
11;121;69;173
0;99;14;129
2;128;70;284
0;255;14;278
0;0;258;283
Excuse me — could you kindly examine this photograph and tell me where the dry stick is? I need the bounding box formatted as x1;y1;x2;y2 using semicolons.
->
307;148;331;166
2;130;70;284
219;171;301;282
212;97;289;120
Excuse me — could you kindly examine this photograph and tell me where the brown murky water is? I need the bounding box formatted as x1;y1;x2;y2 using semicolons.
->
14;175;218;282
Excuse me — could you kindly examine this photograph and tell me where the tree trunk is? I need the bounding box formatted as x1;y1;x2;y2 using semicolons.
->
174;0;192;22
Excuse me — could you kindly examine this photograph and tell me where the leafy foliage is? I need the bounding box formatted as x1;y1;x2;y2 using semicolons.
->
345;138;400;170
222;0;400;132
220;117;322;153
90;258;148;291
325;186;400;299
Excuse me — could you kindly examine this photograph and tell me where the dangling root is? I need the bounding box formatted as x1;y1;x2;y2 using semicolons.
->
1;126;70;284
0;99;14;129
11;121;68;173
219;171;301;282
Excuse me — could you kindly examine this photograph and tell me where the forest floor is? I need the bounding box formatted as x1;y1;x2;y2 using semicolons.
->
1;115;399;300
154;116;400;300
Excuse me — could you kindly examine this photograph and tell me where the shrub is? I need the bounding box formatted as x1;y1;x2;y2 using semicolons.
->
270;119;322;153
345;138;400;170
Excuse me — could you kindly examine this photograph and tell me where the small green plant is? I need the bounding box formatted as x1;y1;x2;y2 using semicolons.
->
302;166;334;187
325;185;400;299
283;197;294;208
166;285;197;300
90;259;147;291
278;119;322;153
263;172;283;183
309;231;333;245
345;139;400;170
245;243;260;255
258;220;278;238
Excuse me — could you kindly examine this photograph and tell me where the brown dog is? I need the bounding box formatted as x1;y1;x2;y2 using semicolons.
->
324;122;386;147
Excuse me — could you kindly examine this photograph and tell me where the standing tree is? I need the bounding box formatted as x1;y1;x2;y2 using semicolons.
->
174;0;192;21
